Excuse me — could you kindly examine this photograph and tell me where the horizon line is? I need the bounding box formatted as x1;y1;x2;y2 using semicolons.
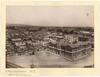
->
6;23;94;28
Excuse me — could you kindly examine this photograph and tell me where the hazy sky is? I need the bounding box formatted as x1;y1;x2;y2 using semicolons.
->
6;6;94;27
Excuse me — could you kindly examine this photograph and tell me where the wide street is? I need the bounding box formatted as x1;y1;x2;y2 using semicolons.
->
7;49;94;68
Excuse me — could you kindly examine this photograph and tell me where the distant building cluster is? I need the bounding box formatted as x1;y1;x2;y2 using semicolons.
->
6;26;94;61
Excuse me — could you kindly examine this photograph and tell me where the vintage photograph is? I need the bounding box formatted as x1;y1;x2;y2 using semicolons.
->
6;6;94;68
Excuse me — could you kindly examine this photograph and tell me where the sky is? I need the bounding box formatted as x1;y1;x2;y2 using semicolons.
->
6;6;94;27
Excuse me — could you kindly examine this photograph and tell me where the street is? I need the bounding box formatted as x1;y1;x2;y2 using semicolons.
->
7;50;94;68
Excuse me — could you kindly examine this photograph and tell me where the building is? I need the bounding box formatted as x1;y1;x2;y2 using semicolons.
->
47;34;93;61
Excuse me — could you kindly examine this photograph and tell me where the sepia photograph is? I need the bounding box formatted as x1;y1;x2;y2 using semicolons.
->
6;6;94;68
